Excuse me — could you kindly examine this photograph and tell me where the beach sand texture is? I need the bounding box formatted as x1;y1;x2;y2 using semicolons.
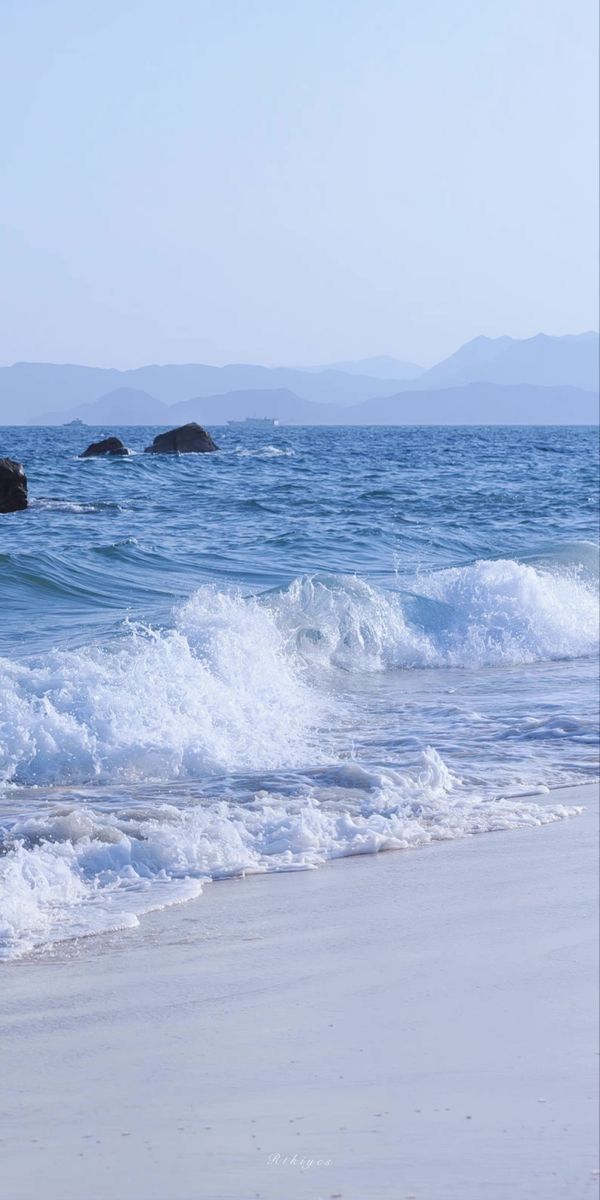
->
1;782;598;1200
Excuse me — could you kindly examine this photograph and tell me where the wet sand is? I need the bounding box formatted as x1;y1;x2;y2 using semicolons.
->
1;782;598;1200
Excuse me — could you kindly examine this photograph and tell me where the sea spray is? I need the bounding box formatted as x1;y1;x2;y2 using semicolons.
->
0;587;325;786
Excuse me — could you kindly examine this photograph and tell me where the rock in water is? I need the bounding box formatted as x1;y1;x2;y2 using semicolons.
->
80;437;130;458
144;423;218;454
0;458;28;512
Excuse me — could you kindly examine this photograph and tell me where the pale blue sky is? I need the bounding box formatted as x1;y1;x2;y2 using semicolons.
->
1;0;598;368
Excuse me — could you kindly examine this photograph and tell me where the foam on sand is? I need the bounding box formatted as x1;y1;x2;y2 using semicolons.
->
0;749;581;959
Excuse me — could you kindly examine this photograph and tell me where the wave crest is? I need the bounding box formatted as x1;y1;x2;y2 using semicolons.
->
0;560;596;788
270;560;598;670
0;588;322;787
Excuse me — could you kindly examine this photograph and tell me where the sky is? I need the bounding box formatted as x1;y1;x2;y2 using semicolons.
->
0;0;598;369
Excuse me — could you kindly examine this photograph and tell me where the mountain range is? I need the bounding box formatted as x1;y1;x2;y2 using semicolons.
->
33;382;598;428
299;355;424;380
0;332;596;425
412;332;598;391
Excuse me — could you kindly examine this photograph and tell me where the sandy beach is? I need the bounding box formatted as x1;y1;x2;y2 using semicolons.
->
1;781;598;1200
2;2;598;1196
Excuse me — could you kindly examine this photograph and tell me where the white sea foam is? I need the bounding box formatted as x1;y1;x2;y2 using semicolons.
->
414;558;599;665
29;499;122;514
0;748;579;959
0;588;323;787
0;562;596;788
272;561;598;670
234;445;294;458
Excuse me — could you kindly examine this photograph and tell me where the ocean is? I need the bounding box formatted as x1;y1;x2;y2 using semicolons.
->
0;423;598;959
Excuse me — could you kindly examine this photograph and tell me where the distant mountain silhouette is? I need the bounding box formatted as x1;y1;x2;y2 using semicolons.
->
169;388;338;425
348;382;598;424
42;387;170;425
38;387;340;426
412;332;599;392
126;364;407;408
1;361;407;423
32;382;598;427
300;356;424;380
2;331;597;425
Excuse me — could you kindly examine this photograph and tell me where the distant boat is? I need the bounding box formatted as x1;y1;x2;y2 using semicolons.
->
64;418;86;426
227;417;279;427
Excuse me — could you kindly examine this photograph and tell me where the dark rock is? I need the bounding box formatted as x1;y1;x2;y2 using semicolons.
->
0;458;28;513
80;436;130;458
144;423;218;454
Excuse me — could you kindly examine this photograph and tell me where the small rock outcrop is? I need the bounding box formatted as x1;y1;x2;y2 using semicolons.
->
0;458;28;513
144;423;218;455
80;437;130;458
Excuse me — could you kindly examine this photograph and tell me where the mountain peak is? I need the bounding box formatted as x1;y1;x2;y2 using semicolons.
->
414;331;598;392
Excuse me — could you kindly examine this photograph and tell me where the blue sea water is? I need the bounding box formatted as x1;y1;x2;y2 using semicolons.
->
0;423;598;957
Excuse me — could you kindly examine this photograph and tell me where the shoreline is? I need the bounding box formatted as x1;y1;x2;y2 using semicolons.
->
1;781;598;1199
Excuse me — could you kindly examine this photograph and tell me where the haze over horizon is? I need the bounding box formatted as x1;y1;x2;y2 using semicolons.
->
1;0;598;371
3;328;599;374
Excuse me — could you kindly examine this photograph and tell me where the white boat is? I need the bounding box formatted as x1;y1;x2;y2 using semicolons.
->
227;417;279;427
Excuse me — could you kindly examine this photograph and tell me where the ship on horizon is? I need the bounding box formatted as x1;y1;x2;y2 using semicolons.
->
227;416;280;427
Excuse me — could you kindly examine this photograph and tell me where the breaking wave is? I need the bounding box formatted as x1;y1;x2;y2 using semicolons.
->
271;559;598;670
0;559;597;788
0;588;323;787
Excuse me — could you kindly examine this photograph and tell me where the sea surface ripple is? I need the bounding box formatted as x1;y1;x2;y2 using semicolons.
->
0;423;597;957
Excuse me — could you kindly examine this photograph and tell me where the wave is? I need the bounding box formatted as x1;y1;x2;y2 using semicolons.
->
0;540;181;618
272;559;598;670
0;749;580;959
519;538;599;578
0;587;323;787
0;559;597;787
